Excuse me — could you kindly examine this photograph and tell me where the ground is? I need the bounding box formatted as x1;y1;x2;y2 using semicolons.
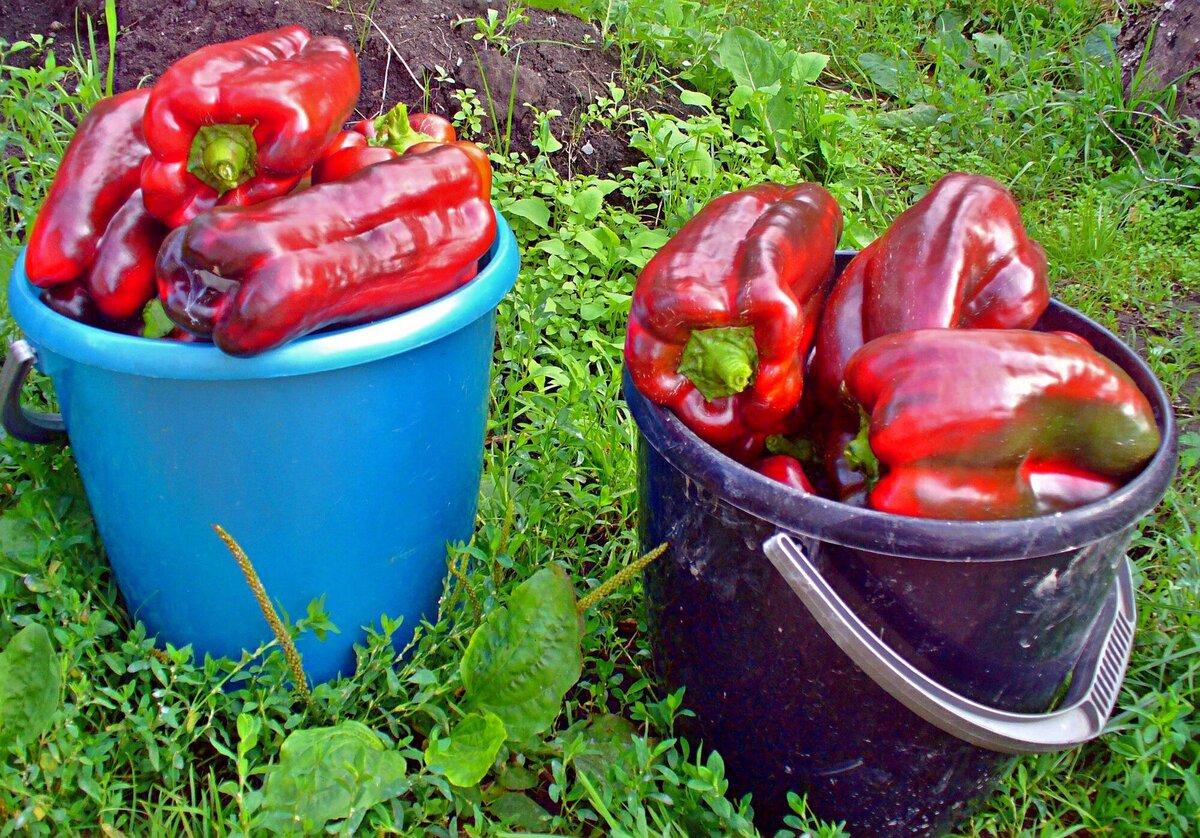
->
0;0;681;180
2;1;1198;175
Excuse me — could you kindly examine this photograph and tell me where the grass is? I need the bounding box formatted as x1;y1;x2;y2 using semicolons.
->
1;0;1198;834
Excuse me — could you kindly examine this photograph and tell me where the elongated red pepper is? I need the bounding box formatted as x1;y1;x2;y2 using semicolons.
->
843;328;1161;519
25;88;151;287
39;281;100;326
870;462;1122;521
85;190;168;322
156;144;495;356
140;26;360;228
807;172;1050;501
624;183;843;460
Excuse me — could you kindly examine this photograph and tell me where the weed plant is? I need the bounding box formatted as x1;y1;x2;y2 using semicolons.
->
1;0;1197;835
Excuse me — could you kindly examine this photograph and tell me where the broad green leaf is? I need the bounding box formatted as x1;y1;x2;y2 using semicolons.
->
716;26;785;92
789;52;829;85
461;565;583;742
933;10;974;68
0;513;40;571
973;32;1015;67
489;791;553;830
574;230;609;264
679;90;712;109
572;714;637;781
764;89;799;135
423;711;506;787
0;622;60;750
875;103;941;130
569;186;607;222
579;302;606;321
141;299;174;339
1081;23;1120;61
858;53;906;98
255;721;407;836
503;197;552;230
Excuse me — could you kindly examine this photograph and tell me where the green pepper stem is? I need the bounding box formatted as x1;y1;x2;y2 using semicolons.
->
373;102;435;153
187;124;257;194
203;136;249;190
677;326;758;401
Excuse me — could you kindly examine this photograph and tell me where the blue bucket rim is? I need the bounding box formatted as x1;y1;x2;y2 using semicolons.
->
7;208;519;380
626;294;1180;561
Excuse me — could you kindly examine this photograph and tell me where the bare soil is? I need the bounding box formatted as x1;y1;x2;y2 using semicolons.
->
0;0;682;180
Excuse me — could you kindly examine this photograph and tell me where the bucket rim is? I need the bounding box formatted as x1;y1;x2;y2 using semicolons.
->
7;208;519;380
625;298;1179;561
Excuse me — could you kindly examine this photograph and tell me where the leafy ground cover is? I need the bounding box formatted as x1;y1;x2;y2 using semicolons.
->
1;0;1198;835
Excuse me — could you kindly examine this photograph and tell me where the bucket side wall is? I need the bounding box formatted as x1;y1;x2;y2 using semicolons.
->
33;310;498;682
638;437;1006;835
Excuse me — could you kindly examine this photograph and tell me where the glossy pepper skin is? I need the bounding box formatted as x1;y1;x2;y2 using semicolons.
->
85;190;168;321
315;105;491;199
140;26;360;228
156;144;495;356
351;103;456;147
624;183;843;460
751;454;814;492
25;88;152;287
843;328;1161;520
807;172;1050;501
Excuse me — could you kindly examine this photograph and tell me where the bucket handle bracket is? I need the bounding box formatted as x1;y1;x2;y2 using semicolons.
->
763;532;1136;754
2;340;67;445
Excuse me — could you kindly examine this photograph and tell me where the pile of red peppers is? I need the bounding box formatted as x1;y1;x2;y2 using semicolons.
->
625;173;1162;521
24;26;495;356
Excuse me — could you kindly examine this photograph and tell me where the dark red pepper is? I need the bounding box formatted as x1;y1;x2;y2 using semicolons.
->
157;144;495;356
84;190;168;322
843;328;1161;519
624;183;843;460
25;88;151;288
140;26;360;228
807;172;1050;501
39;281;101;326
751;454;815;492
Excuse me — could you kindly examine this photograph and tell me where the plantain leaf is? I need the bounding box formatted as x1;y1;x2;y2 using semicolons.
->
461;565;583;742
717;27;786;92
423;711;507;787
0;622;60;751
255;721;407;836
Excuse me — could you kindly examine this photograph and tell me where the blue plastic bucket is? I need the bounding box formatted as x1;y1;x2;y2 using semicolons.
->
3;211;519;683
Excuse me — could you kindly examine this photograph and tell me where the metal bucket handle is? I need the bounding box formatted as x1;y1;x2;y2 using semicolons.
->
763;532;1135;754
1;339;67;444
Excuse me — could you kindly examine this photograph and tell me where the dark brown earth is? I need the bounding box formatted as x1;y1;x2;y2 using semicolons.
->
1117;0;1200;130
0;0;686;180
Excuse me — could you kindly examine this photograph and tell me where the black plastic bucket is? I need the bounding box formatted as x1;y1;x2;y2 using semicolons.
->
627;274;1178;835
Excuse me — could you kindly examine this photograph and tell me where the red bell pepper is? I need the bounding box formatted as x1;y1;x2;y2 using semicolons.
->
39;281;100;326
140;26;360;228
25;88;151;287
351;102;456;148
807;172;1050;501
843;328;1161;519
315;102;491;198
84;190;168;322
156;144;495;356
751;454;815;492
624;183;843;460
869;462;1122;521
311;144;397;185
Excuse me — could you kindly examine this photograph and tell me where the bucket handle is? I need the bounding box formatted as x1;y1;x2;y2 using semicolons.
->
763;532;1136;754
1;340;67;445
